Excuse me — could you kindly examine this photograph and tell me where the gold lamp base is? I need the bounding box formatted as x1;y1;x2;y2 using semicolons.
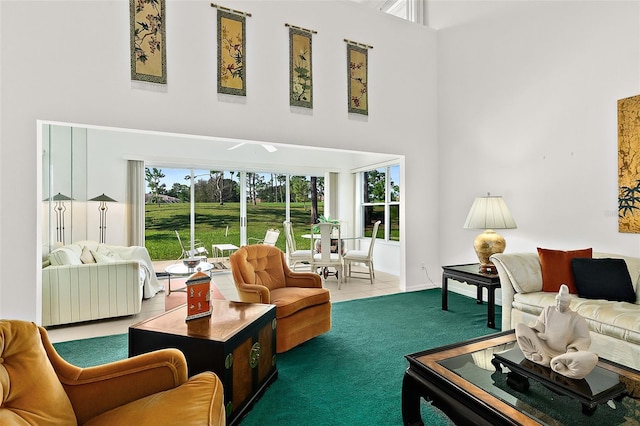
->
473;229;506;273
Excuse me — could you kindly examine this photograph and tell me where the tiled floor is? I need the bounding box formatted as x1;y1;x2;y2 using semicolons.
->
46;262;401;343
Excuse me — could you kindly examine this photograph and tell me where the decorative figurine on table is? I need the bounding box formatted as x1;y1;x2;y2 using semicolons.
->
515;284;598;379
185;268;212;321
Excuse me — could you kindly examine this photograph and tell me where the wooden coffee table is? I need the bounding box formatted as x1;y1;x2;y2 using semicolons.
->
403;331;640;425
129;301;277;426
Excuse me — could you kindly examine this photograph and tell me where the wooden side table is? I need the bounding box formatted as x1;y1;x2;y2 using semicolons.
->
441;263;500;328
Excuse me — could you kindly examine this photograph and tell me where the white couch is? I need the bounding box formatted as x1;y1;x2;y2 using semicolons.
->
42;241;163;327
491;252;640;370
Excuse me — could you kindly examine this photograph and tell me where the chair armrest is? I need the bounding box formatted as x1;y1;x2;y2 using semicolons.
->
235;282;271;303
284;269;323;288
40;327;187;424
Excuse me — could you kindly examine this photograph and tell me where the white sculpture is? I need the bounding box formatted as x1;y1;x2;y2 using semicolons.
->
515;284;598;379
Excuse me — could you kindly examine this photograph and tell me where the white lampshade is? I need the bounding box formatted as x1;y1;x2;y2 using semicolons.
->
463;194;516;273
463;195;517;230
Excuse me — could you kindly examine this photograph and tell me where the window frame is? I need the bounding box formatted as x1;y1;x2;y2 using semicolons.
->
359;164;400;243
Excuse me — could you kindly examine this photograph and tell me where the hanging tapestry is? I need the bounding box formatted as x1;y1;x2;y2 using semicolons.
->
217;9;246;96
618;94;640;232
130;0;167;84
288;26;314;108
346;40;371;115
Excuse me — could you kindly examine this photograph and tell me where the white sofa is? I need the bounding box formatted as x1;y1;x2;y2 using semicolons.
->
42;241;162;327
491;252;640;370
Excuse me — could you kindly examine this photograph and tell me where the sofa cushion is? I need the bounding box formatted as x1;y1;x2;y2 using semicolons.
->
573;299;640;346
90;250;119;264
49;246;83;266
80;245;96;264
83;372;224;426
513;292;640;346
0;321;76;424
537;247;592;294
269;287;331;319
571;258;636;303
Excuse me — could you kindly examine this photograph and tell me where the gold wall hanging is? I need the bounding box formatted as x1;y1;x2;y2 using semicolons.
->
345;39;372;116
213;4;250;96
130;0;167;84
618;94;640;232
287;24;316;109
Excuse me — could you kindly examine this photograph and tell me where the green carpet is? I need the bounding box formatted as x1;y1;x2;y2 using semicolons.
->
54;289;500;425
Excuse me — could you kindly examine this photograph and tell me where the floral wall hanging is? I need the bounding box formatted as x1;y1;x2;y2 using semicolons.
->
618;94;640;233
130;0;167;84
216;6;248;96
287;24;316;109
346;40;372;116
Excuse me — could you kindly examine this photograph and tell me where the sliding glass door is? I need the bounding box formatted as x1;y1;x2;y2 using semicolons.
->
145;167;324;261
245;172;287;251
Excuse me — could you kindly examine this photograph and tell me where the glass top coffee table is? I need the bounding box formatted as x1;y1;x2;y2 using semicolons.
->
165;261;214;295
403;331;640;425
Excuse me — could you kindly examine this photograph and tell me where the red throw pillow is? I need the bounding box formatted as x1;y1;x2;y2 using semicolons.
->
537;247;592;294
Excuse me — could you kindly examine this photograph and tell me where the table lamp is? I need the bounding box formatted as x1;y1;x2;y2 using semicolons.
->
463;194;517;273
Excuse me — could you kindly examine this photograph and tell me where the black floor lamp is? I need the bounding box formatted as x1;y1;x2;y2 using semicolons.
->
45;192;72;244
89;193;117;244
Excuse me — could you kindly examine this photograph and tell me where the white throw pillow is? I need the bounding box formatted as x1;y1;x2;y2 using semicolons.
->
80;246;96;264
96;245;122;259
49;247;82;266
90;250;118;264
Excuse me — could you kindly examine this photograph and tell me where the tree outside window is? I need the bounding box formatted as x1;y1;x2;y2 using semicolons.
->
361;165;400;241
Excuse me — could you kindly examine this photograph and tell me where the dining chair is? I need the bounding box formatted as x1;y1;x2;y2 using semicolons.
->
283;221;313;270
175;230;209;260
342;220;381;284
248;228;280;246
311;222;344;287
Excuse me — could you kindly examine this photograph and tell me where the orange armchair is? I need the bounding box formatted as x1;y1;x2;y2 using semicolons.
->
0;320;225;425
229;245;331;353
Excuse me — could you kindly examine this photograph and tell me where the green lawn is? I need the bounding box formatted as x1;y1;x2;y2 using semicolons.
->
145;202;321;260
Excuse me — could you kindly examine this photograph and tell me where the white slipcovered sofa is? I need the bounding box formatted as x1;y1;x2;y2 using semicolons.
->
42;241;163;327
491;252;640;370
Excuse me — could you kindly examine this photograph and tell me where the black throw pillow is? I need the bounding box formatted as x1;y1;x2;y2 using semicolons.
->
571;258;636;303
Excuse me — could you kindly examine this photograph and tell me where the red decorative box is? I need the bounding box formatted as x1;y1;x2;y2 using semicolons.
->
185;270;212;321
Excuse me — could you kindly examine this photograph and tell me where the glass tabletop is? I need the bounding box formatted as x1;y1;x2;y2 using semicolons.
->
165;262;214;275
436;339;640;425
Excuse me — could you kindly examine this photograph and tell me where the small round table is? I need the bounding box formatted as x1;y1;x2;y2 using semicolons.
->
165;262;215;295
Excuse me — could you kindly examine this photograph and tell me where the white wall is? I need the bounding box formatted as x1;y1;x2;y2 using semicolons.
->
432;0;640;284
0;1;438;322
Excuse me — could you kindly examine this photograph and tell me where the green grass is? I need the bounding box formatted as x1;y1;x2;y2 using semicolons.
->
145;202;321;260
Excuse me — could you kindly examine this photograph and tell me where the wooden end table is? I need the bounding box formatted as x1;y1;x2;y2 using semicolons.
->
441;263;500;328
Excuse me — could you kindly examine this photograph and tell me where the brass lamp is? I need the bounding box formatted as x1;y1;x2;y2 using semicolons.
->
463;194;517;273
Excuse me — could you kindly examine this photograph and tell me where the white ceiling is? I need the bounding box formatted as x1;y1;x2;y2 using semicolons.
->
85;123;401;176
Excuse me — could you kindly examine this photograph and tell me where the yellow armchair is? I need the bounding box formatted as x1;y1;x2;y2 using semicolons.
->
0;320;225;425
230;245;332;352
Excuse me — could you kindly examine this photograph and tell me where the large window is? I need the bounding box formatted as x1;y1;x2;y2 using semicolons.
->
361;165;400;242
144;166;325;260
